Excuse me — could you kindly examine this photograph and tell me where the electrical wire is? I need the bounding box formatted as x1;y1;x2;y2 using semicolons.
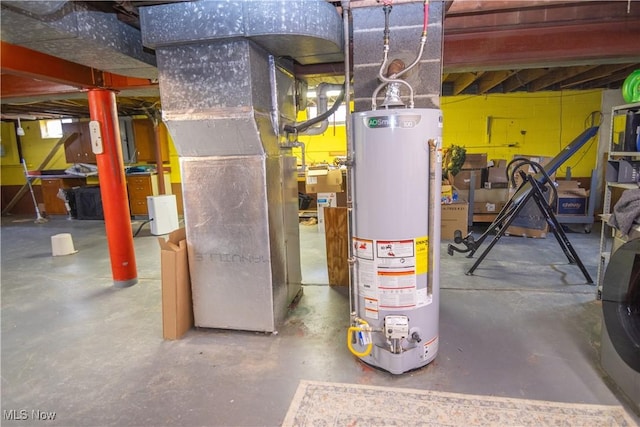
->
133;219;152;237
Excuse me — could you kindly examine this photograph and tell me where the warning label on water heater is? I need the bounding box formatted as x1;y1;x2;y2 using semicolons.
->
354;236;429;316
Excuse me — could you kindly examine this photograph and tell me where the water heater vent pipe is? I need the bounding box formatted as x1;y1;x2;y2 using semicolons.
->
371;0;429;110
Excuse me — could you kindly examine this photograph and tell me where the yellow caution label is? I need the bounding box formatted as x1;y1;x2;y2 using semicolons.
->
415;236;428;275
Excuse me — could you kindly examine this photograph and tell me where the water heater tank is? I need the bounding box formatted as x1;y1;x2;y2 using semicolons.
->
351;108;442;374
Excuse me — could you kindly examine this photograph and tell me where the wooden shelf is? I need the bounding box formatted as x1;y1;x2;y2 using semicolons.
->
609;151;640;157
472;213;498;223
607;182;639;190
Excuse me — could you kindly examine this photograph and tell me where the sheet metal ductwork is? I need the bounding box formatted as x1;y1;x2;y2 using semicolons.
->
139;0;343;332
0;0;157;79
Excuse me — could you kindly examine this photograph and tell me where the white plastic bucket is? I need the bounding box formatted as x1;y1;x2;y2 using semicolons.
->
51;233;77;256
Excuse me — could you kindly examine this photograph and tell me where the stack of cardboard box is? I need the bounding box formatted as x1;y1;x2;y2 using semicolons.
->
453;153;487;190
305;166;345;232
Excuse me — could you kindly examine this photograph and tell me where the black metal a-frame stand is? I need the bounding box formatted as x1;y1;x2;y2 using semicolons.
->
447;126;600;284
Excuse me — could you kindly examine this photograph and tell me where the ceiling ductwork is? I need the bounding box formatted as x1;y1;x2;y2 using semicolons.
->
2;1;640;119
0;0;157;79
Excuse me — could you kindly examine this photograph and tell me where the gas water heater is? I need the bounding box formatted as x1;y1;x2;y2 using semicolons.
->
348;109;442;374
346;0;441;374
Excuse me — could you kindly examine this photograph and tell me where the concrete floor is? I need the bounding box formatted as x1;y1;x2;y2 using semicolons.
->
1;215;639;426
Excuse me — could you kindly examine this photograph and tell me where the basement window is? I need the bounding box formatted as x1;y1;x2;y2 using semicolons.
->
39;119;63;139
307;104;347;125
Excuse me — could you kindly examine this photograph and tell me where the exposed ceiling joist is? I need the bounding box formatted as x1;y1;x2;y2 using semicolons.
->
559;63;634;89
477;70;516;94
453;72;485;95
528;65;595;92
1;1;640;118
501;69;549;93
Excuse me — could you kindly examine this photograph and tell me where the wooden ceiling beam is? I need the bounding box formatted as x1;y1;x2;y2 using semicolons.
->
528;65;594;91
583;66;640;89
501;68;549;92
560;63;640;89
453;71;484;95
477;70;515;94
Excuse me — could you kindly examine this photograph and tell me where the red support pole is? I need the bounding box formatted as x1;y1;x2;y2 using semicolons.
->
87;89;138;288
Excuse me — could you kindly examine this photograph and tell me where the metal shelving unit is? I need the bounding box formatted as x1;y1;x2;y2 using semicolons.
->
596;101;640;298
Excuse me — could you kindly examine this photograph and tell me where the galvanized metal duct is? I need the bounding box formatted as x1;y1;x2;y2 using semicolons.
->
140;0;343;66
139;0;343;332
0;1;157;79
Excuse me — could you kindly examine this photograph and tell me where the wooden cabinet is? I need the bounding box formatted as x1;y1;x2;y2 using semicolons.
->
62;119;170;165
41;178;85;215
126;174;172;216
132;119;170;163
62;122;96;164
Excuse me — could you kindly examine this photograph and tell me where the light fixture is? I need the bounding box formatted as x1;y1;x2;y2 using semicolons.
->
16;118;25;136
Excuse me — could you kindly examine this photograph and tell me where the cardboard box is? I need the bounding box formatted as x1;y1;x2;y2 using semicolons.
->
441;202;468;240
158;228;194;340
473;201;506;214
472;188;508;214
556;180;588;215
474;188;509;203
305;167;343;193
453;169;484;190
491;159;507;168
506;188;549;238
511;154;555;187
606;160;640;183
462;153;488;170
486;166;508;188
317;192;338;232
505;225;547;238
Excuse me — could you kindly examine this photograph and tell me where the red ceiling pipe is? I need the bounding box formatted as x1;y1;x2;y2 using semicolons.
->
87;89;138;288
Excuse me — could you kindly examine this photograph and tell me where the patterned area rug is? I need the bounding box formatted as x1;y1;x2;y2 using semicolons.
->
283;380;636;427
